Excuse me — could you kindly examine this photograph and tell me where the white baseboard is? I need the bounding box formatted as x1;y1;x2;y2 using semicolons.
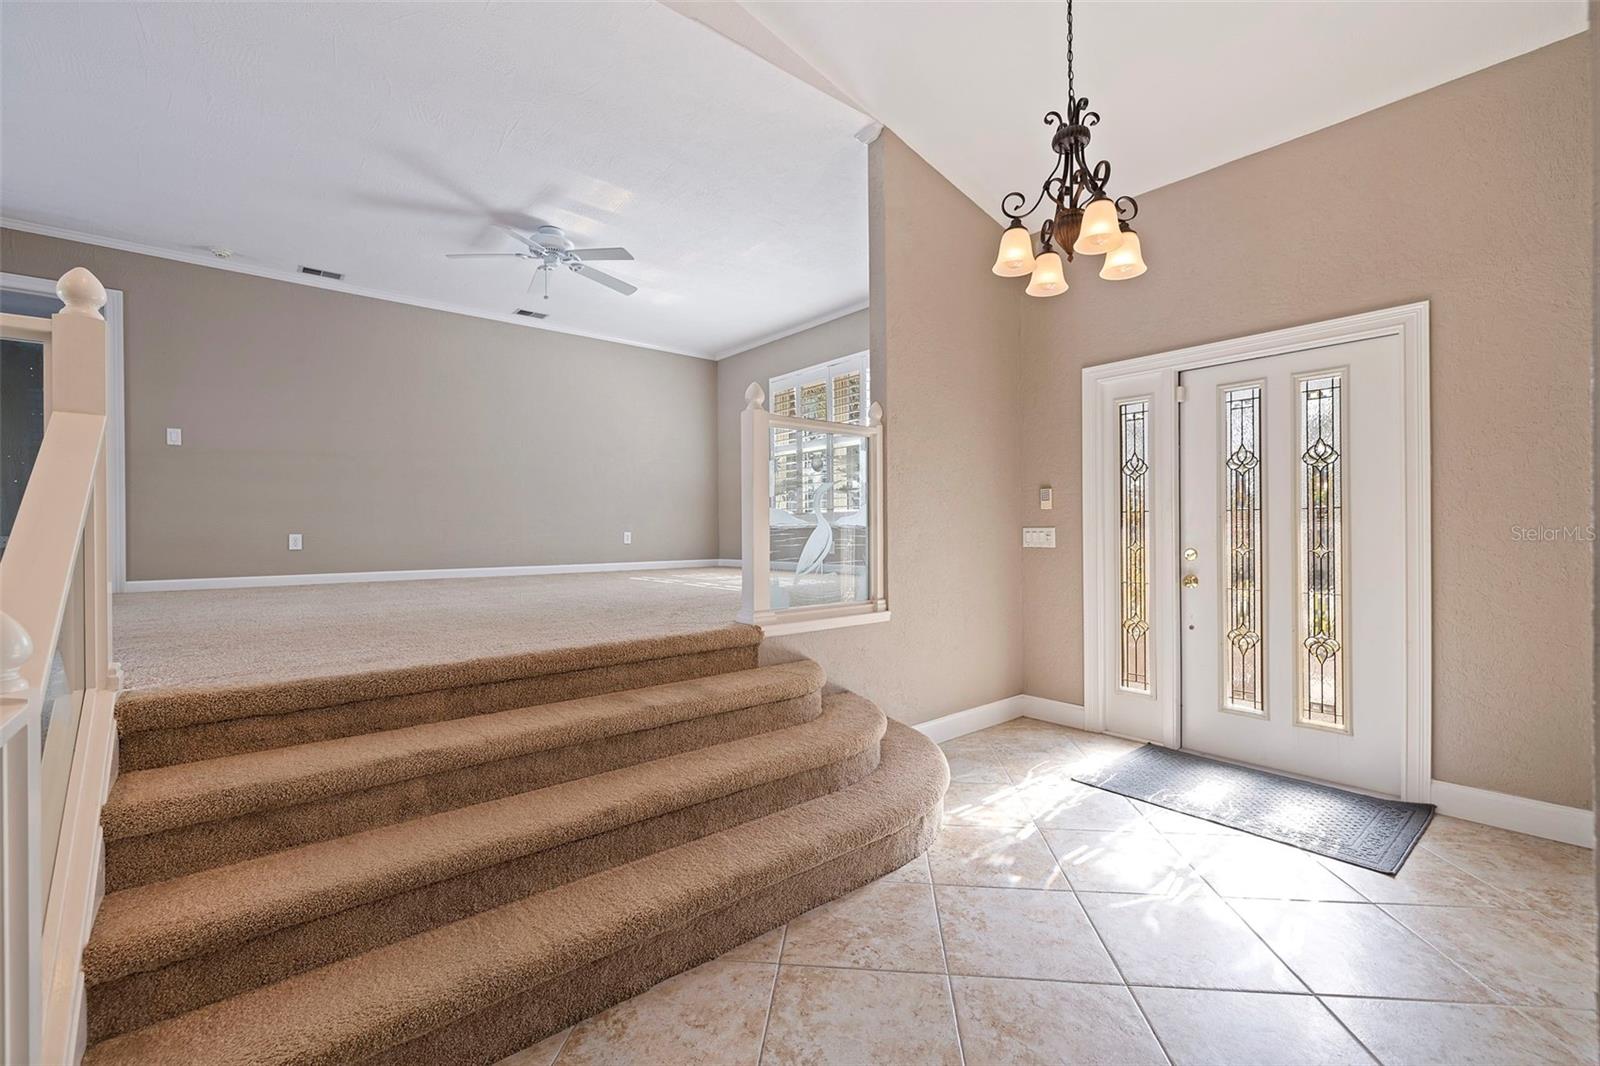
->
1011;694;1087;730
122;558;735;593
915;694;1087;744
1429;780;1594;849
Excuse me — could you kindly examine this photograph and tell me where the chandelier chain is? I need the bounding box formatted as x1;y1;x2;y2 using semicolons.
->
1066;0;1075;107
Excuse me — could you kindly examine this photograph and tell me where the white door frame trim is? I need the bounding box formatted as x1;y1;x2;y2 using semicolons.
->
2;271;127;592
1082;302;1432;802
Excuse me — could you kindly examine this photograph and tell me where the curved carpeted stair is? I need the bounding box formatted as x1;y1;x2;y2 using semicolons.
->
83;623;947;1065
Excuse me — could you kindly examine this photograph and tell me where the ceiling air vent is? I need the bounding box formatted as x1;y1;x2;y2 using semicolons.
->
298;265;344;280
515;309;548;319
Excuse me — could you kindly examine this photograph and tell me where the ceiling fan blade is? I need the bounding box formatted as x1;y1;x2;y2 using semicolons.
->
568;247;634;262
573;264;638;296
499;224;550;255
445;252;526;259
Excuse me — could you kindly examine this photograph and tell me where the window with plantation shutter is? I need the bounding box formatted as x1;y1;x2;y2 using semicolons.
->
768;351;870;519
771;387;798;444
832;372;862;426
800;381;828;421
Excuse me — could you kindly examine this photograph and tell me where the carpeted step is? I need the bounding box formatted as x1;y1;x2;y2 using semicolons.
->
85;692;888;1042
103;660;825;890
116;623;764;771
83;716;946;1066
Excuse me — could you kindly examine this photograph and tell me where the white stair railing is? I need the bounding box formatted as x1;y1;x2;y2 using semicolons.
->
739;383;887;634
0;268;117;1065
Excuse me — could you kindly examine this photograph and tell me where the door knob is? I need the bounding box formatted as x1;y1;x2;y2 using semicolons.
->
1182;573;1199;589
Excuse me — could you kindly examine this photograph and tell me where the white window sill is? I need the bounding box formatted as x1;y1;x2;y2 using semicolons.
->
737;603;891;638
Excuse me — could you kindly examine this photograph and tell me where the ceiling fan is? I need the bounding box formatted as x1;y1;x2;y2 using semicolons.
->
446;224;638;300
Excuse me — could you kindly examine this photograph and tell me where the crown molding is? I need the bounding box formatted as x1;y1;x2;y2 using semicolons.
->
0;216;715;361
712;299;870;360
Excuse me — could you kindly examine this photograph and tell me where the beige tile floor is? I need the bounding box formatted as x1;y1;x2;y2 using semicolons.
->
502;720;1598;1066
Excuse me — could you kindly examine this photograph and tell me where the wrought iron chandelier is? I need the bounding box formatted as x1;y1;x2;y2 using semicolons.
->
990;0;1148;296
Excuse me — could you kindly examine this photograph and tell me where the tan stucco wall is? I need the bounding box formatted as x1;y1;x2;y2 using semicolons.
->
763;130;1025;726
0;229;719;580
714;309;870;559
1019;35;1594;807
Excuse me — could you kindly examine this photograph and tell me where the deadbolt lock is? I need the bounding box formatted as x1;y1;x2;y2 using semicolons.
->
1183;548;1198;560
1182;573;1200;589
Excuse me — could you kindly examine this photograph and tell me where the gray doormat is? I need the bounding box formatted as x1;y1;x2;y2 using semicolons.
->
1074;745;1434;874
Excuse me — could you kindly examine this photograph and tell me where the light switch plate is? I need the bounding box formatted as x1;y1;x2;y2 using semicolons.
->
288;533;303;551
166;428;182;446
1023;527;1056;549
1039;486;1053;510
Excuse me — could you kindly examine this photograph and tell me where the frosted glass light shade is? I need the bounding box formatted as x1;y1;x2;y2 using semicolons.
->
1025;250;1068;297
991;221;1036;277
1073;197;1124;255
1099;229;1147;280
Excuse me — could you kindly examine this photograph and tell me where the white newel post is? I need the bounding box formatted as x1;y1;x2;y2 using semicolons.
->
53;269;113;689
868;401;886;608
738;384;772;624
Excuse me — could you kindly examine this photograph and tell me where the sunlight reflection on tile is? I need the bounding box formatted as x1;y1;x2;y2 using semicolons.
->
1014;775;1153;832
940;781;1034;827
1079;891;1304;992
1232;900;1494;1001
1044;829;1198;895
926;824;1070;890
1169;835;1365;902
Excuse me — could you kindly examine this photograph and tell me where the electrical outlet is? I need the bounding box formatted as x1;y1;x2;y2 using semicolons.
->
1023;527;1057;549
623;531;632;545
288;533;303;551
166;428;182;446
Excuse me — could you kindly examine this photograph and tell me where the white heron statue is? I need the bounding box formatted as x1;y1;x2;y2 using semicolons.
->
793;483;833;583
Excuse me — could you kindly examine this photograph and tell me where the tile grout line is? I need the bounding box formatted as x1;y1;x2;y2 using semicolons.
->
545;1025;575;1065
1212;893;1388;1065
925;881;967;1066
1034;811;1176;1066
1407;834;1563;910
754;924;787;1066
1370;902;1533;1008
754;959;1567;1008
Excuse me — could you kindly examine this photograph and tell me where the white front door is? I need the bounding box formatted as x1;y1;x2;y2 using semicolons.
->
1178;335;1407;795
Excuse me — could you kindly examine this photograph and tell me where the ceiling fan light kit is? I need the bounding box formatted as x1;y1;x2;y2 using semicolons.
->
991;0;1148;298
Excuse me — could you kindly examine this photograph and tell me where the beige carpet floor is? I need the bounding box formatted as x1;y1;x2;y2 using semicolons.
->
114;568;743;690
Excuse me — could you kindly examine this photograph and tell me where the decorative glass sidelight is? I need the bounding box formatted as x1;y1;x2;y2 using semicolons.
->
1222;385;1264;713
1297;373;1346;730
1118;400;1151;693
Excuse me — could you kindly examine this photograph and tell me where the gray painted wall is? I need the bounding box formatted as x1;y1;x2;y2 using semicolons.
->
0;229;719;580
1019;35;1594;808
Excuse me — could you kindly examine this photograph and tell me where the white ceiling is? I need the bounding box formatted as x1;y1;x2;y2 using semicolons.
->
0;2;870;358
741;1;1588;224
